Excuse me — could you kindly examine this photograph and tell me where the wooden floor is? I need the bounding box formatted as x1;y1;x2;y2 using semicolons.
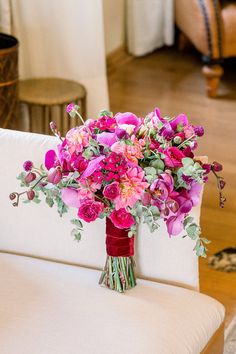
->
108;47;236;327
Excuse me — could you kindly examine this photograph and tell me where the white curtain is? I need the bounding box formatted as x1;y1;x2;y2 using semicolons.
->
0;0;109;118
127;0;174;56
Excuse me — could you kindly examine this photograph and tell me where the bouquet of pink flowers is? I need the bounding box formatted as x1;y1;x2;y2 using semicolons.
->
10;105;225;292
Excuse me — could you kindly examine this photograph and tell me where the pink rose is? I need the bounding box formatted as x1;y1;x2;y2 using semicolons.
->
78;200;104;223
110;208;135;229
162;147;185;168
103;182;120;200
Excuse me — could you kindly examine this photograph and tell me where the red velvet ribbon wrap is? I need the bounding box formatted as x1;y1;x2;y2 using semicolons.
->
106;218;134;257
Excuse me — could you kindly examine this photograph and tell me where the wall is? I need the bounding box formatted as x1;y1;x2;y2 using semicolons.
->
103;0;126;55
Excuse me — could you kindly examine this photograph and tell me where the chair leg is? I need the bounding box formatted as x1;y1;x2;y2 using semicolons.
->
202;65;224;98
178;31;192;51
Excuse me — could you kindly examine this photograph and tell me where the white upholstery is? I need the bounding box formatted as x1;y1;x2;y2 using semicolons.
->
0;129;201;290
0;252;225;354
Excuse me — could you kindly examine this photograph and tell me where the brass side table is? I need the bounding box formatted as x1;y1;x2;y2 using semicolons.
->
19;78;86;135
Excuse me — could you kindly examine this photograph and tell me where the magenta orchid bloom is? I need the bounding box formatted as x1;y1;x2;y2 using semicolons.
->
115;112;141;135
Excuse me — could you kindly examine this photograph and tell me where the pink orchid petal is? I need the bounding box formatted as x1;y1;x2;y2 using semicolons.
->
167;214;185;236
170;114;189;130
45;150;57;170
81;155;105;178
97;132;117;147
61;188;80;208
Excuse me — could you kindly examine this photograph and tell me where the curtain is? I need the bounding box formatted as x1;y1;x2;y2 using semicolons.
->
0;0;11;33
0;0;109;118
127;0;174;56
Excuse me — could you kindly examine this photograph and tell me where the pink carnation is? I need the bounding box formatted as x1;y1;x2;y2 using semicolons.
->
78;200;104;223
110;208;135;229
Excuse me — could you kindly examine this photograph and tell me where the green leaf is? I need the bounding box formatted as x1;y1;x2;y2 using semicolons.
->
71;229;81;242
45;196;54;208
184;216;194;227
82;148;93;160
98;109;113;117
144;167;156;176
124;140;133;146
186;224;199;240
182;157;194;167
71;218;83;228
150;159;165;171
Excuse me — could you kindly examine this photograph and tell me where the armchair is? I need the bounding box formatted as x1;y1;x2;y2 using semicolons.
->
0;129;225;353
175;0;236;97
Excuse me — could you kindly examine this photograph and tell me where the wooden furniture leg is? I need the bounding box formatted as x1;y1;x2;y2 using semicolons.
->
178;31;192;51
202;65;224;98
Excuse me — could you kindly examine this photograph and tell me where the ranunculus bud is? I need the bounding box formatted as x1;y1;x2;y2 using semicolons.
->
24;172;36;184
194;125;204;137
49;121;57;133
47;167;62;184
219;180;226;190
66;103;75;113
9;193;16;201
27;190;35;200
23;160;33;172
212;161;223;172
173;136;182;144
202;164;211;174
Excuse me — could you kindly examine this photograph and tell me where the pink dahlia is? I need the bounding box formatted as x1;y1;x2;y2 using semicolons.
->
115;166;149;209
65;127;90;154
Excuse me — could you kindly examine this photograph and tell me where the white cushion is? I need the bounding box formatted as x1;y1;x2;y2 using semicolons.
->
0;128;201;289
0;252;224;354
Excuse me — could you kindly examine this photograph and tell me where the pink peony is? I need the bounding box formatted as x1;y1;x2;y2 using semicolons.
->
110;208;135;229
78;200;104;223
103;182;120;200
161;147;185;168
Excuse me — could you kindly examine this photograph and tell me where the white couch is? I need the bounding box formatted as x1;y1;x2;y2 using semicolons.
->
0;129;225;354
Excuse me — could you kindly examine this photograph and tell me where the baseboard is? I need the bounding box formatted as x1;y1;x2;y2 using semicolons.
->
106;45;133;75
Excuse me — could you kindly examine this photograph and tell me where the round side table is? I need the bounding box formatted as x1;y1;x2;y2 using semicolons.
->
19;78;86;135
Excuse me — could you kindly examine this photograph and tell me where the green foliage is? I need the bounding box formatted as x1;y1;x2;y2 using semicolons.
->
98;109;113;117
184;215;210;257
70;218;83;242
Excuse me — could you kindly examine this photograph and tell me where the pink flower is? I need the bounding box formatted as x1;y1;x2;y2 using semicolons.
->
96;132;117;147
78;200;104;222
115;112;141;134
61;187;94;208
166;213;185;236
150;173;174;202
110;208;135;229
66;103;75;113
47;167;62;184
23;160;33;172
45;150;59;170
170;113;188;131
111;136;144;164
103;182;120;200
80;155;105;178
65;127;90;154
161;147;185;168
115;166;149;209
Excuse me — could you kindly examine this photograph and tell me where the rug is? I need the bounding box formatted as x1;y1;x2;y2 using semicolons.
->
208;247;236;272
224;316;236;354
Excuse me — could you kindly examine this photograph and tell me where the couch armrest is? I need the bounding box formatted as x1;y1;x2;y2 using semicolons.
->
175;0;224;60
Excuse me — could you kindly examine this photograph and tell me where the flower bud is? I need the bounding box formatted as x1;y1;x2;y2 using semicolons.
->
23;160;33;172
219;180;226;190
202;164;211;174
47;167;62;184
173;136;182;144
194;125;204;137
9;193;16;201
24;172;36;184
50;121;57;133
212;161;223;172
27;190;35;200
